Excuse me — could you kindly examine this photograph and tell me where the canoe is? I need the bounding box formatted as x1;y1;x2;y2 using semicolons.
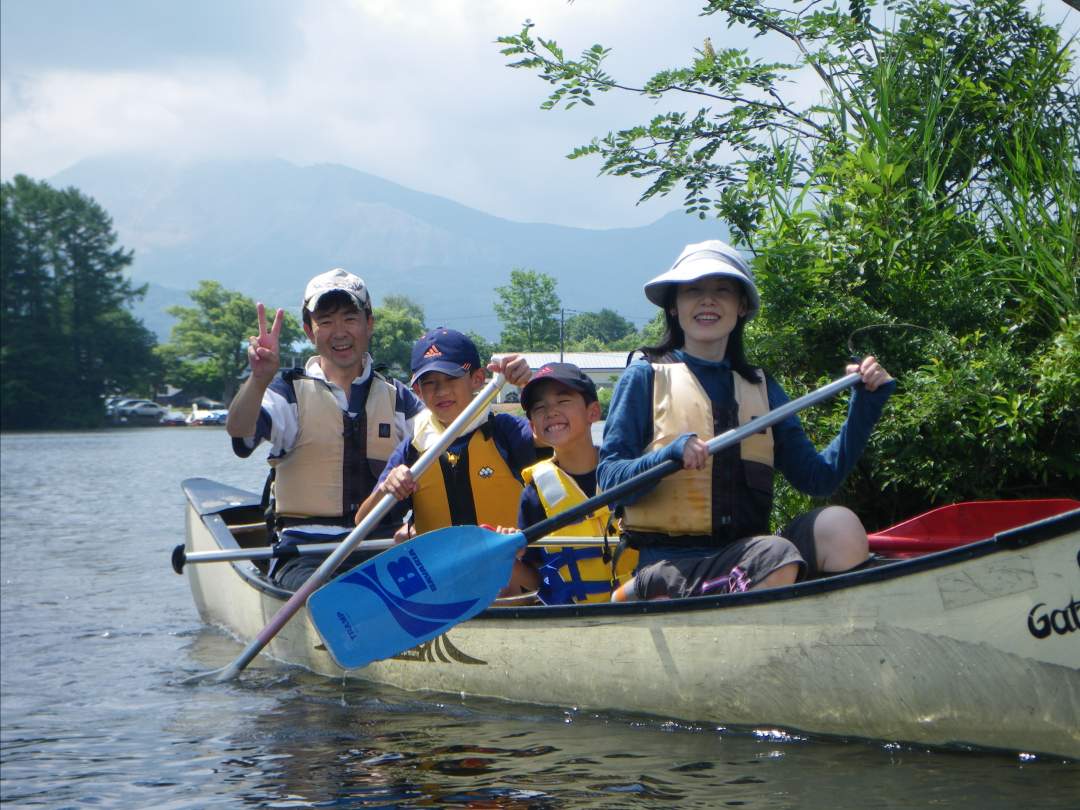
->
179;477;1080;758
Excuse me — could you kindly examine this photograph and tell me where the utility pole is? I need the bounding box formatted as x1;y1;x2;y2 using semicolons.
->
559;308;565;362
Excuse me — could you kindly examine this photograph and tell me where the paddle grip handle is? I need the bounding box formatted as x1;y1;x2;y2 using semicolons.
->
520;371;862;545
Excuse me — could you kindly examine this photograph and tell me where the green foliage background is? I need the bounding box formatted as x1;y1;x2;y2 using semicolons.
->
500;0;1079;527
160;281;304;402
1;176;158;428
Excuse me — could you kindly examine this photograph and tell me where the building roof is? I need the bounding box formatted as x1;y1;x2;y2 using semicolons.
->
517;352;630;371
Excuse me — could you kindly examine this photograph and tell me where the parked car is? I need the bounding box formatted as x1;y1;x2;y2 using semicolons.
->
106;398;140;418
200;410;228;425
117;400;166;419
159;410;188;426
187;409;228;426
190;397;226;411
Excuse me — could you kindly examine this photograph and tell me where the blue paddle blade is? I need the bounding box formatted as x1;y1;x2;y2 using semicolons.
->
307;525;525;669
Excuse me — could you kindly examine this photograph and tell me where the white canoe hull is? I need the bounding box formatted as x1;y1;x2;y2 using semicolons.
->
181;478;1080;758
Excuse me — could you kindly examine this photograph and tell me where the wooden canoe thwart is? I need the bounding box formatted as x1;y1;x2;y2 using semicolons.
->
179;477;1080;759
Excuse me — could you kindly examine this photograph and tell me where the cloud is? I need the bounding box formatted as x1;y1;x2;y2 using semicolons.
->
0;0;302;73
4;1;1074;228
3;0;721;227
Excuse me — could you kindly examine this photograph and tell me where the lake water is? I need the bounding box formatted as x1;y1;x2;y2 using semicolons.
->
1;429;1077;808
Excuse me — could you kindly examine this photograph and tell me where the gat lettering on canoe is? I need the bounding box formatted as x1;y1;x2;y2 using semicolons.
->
1027;596;1080;640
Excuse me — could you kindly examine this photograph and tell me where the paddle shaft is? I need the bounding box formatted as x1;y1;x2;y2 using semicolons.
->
195;373;506;682
521;371;863;544
173;539;396;572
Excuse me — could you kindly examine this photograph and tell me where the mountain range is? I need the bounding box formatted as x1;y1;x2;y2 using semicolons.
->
50;157;726;340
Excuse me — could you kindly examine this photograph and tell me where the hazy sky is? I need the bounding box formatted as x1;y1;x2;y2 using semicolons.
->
2;1;1076;229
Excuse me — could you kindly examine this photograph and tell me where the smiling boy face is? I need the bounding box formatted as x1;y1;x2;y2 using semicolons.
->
526;380;601;449
414;369;486;426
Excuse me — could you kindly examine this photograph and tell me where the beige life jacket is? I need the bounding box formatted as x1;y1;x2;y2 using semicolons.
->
271;371;398;519
621;362;773;537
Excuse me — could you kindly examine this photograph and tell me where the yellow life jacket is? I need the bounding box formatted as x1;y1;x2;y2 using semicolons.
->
521;459;637;604
621;362;774;539
410;410;523;534
271;370;398;519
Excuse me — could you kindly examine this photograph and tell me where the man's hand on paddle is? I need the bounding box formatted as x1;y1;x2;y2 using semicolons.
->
846;355;893;392
248;303;284;384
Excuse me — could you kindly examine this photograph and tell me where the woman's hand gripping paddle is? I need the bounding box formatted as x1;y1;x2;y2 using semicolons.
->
183;373;507;684
308;371;863;670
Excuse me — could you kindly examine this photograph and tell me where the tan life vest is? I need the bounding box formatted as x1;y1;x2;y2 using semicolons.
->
621;362;773;537
271;371;398;519
410;410;523;534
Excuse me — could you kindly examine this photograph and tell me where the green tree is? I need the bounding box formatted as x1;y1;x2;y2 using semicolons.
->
371;295;425;382
1;175;158;429
564;308;636;348
163;281;303;402
493;269;561;351
466;331;498;368
500;0;1080;524
380;294;426;323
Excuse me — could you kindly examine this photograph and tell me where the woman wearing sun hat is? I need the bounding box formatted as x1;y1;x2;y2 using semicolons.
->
598;239;895;601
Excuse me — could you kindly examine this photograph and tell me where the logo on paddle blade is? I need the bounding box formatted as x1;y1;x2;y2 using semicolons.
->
387;556;425;598
339;557;480;639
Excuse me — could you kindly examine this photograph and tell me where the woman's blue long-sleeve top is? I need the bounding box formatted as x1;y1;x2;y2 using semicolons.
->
597;350;895;505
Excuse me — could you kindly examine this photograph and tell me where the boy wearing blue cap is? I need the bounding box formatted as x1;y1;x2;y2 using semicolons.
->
354;328;536;542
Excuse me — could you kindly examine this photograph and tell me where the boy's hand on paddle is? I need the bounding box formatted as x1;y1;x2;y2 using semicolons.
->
681;436;710;470
392;523;416;544
846;355;893;392
379;464;417;501
489;354;532;388
248;303;283;384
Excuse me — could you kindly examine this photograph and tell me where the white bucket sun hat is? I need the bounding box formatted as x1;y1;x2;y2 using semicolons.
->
643;239;760;320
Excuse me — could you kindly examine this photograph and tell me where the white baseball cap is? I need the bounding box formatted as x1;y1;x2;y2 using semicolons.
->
303;268;371;313
643;239;760;320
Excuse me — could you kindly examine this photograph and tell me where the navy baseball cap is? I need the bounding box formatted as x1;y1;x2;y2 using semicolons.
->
521;363;598;414
409;328;482;385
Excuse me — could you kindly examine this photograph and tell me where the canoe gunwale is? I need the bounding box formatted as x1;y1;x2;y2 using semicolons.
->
199;509;293;601
490;507;1080;620
182;476;1080;620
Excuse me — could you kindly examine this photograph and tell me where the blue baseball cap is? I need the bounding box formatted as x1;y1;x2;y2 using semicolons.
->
409;328;482;386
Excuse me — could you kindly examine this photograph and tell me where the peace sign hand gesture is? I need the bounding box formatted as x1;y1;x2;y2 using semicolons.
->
248;302;284;384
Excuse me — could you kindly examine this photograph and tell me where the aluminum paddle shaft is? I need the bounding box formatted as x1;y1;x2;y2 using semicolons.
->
520;370;863;544
187;373;507;683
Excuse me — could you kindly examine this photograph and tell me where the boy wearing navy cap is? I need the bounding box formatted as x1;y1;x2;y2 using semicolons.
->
354;328;536;543
517;363;602;527
516;363;637;603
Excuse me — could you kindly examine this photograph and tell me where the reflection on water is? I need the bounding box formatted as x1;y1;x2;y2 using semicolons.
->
2;429;1078;808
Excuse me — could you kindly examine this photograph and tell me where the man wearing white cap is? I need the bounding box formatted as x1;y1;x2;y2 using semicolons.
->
599;240;895;602
226;268;425;589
